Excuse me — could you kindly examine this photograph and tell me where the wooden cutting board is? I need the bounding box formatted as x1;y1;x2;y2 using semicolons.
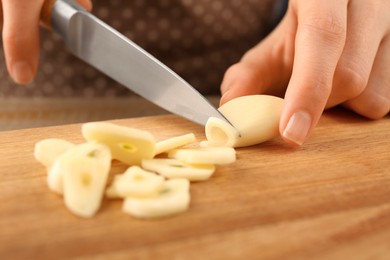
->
1;108;390;259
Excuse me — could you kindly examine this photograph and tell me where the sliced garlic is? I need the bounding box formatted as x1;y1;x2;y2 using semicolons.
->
198;140;210;148
154;133;196;155
34;138;75;169
82;122;155;165
55;142;112;218
142;158;215;181
168;147;236;165
206;95;284;147
122;179;190;219
106;166;165;198
48;161;65;194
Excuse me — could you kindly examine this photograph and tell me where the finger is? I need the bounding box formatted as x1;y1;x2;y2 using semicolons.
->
0;3;3;28
327;1;384;108
41;0;92;28
76;0;93;11
280;0;347;146
220;12;295;105
343;36;390;119
2;0;43;85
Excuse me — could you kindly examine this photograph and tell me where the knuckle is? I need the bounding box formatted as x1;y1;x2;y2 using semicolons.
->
363;98;390;120
2;31;21;47
337;67;368;99
312;76;333;98
2;33;34;55
302;15;346;41
349;95;390;120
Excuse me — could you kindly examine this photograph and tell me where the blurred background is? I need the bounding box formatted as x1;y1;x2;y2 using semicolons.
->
0;0;282;130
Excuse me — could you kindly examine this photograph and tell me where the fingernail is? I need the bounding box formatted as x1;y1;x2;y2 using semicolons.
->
221;77;236;95
221;83;231;96
220;90;232;106
12;62;33;85
282;110;312;146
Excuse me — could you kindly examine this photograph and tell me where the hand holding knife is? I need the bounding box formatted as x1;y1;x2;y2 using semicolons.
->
40;0;232;126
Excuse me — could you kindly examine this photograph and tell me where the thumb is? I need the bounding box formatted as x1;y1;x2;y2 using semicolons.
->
220;15;294;105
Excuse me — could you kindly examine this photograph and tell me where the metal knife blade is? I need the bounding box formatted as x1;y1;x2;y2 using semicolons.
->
44;0;232;126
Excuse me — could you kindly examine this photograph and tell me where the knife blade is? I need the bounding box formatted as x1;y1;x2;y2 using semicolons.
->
41;0;233;126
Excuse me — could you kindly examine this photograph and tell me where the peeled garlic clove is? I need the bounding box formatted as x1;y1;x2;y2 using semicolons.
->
82;122;155;165
206;95;284;147
142;158;215;181
122;179;190;219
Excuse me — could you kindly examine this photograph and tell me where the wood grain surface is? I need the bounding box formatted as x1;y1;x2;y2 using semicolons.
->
0;108;390;259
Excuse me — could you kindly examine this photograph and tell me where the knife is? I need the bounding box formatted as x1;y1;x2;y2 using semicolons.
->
41;0;232;126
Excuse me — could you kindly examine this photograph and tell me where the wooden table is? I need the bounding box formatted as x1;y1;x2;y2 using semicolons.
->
1;109;390;259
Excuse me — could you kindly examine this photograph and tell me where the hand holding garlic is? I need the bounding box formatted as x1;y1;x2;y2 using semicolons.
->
221;0;390;146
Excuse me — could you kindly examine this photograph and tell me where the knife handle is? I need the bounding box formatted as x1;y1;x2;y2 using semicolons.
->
41;0;56;28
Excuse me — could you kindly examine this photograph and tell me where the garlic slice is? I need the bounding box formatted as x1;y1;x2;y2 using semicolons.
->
82;122;155;165
154;133;196;155
168;147;236;165
54;142;112;217
106;166;165;198
142;158;215;181
122;179;190;219
34;138;75;169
